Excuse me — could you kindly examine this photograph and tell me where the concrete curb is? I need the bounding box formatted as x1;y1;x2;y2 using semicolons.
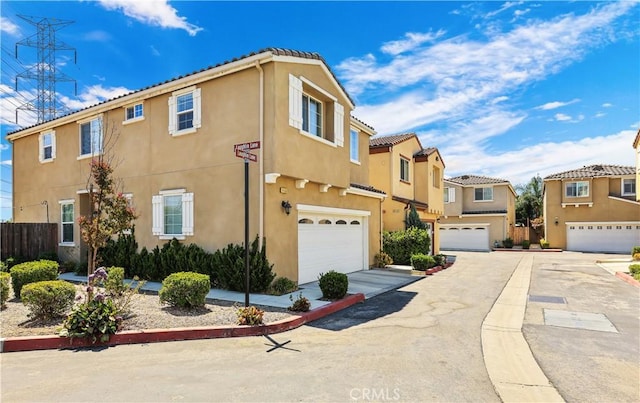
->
492;248;563;252
615;272;640;288
0;293;365;353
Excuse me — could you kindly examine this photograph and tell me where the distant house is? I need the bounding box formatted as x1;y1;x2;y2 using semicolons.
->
634;129;640;202
440;175;516;251
543;164;639;253
6;48;386;285
368;133;445;253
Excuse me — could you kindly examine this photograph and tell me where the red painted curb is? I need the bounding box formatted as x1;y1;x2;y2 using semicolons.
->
615;272;640;288
1;293;365;353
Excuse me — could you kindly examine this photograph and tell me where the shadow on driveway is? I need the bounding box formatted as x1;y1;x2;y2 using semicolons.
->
305;288;417;331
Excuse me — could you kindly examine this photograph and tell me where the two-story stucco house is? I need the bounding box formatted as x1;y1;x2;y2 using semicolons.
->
440;175;516;251
7;48;386;285
368;133;445;253
634;129;640;202
543;164;639;253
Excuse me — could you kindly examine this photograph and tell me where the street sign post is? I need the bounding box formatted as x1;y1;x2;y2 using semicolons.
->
234;141;261;307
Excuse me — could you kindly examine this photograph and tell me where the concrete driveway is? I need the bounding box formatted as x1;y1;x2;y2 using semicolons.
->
2;251;638;402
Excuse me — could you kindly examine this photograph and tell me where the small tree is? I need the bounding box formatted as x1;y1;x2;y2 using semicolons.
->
78;121;137;275
405;203;426;230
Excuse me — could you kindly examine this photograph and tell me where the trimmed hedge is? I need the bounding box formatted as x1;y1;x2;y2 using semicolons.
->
318;270;348;300
9;260;59;298
383;228;431;265
0;272;10;308
21;280;76;319
159;272;210;309
411;254;436;271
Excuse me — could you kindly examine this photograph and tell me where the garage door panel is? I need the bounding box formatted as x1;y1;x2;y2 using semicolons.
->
298;212;366;285
440;226;489;251
566;223;640;253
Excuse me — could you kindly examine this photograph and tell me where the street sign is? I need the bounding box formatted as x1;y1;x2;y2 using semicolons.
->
234;141;261;152
235;149;257;162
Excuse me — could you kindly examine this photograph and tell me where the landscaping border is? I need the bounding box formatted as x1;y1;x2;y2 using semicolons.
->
0;293;365;353
615;272;640;288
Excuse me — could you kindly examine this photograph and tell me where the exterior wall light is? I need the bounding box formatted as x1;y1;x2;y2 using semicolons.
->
281;200;292;215
554;217;559;225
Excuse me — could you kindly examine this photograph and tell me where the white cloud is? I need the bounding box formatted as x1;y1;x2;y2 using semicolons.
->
1;17;20;36
150;45;161;56
594;112;606;118
0;160;12;166
59;85;133;111
535;98;580;110
554;113;571;121
442;128;636;185
602;102;613;108
491;96;509;105
0;144;9;151
381;31;446;55
485;2;524;19
84;30;112;42
98;0;203;36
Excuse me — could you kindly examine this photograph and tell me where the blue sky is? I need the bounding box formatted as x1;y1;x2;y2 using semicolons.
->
1;1;639;221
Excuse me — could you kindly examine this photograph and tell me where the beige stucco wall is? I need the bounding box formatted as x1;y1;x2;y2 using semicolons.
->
10;57;380;283
439;215;509;247
544;177;640;249
636;141;640;202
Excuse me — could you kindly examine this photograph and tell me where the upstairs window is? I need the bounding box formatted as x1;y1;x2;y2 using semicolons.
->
350;129;359;162
39;131;56;163
622;178;636;196
400;157;410;182
168;87;201;136
474;187;493;201
79;117;103;157
302;94;322;137
124;103;144;123
444;187;455;203
565;181;589;197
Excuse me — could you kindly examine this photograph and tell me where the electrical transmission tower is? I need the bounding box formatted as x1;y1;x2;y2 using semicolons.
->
14;15;77;125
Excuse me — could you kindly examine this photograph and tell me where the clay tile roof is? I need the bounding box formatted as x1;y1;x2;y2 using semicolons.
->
7;47;351;136
369;133;417;147
350;183;386;195
350;115;375;132
414;147;437;157
446;174;510;186
544;164;635;180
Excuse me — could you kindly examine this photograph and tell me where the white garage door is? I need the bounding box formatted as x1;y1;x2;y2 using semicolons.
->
566;223;640;253
297;208;368;285
440;225;490;252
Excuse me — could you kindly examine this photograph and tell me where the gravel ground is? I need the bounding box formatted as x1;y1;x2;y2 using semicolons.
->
0;286;295;338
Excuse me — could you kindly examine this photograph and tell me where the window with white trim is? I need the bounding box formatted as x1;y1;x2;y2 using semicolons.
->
152;190;194;239
288;74;344;147
168;87;201;136
350;128;359;162
622;178;636;196
39;131;56;163
565;181;589;197
400;157;410;182
79;117;103;157
444;187;455;203
474;187;493;201
60;200;74;245
124;103;144;122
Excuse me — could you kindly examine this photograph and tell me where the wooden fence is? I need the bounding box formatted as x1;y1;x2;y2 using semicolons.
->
512;226;541;245
1;223;58;261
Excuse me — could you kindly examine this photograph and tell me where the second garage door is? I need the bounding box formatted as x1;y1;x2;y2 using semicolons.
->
297;208;368;285
440;225;490;252
566;222;640;253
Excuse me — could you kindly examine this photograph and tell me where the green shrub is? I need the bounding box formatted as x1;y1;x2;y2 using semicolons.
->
383;227;431;265
540;239;550;249
288;292;311;312
433;254;447;267
411;254;436;271
0;272;11;308
269;277;297;295
0;261;8;273
73;261;88;276
214;237;276;293
318;270;348;300
503;238;514;248
633;253;640;262
105;266;145;315
37;251;58;262
374;252;393;268
159;272;210;309
10;260;59;298
632;246;640;256
628;264;640;275
98;229;139;273
21;280;76;320
236;305;264;326
522;240;531;249
60;298;122;343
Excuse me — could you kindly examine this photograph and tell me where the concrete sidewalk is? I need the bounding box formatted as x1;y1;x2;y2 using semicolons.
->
59;268;421;310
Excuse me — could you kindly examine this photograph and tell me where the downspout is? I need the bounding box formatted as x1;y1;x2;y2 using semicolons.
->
255;61;264;248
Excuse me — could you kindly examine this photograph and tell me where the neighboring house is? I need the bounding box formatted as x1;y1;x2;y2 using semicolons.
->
634;129;640;202
440;175;516;251
368;133;445;254
7;48;387;285
543;164;639;253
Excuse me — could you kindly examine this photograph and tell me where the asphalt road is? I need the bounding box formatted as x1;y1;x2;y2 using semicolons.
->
1;251;638;402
